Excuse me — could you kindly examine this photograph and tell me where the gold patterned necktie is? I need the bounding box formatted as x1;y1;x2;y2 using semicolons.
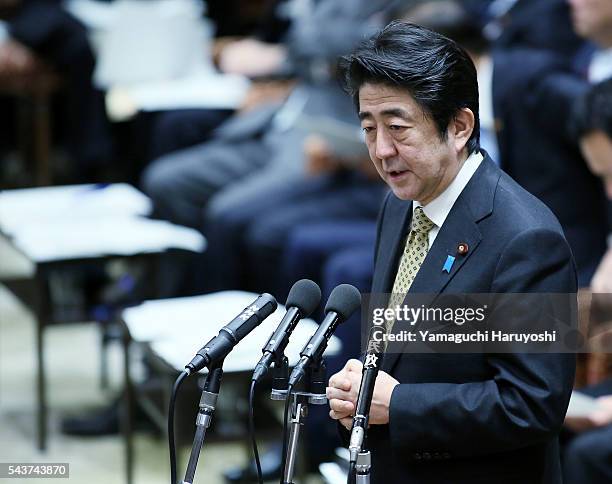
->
370;206;435;352
390;206;436;300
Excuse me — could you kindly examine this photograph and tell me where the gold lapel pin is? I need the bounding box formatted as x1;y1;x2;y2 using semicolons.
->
457;243;469;255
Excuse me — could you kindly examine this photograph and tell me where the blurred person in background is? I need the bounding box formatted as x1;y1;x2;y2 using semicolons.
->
141;0;397;295
419;0;610;286
488;0;583;58
221;131;386;298
487;0;610;286
566;0;612;286
139;0;296;165
563;78;612;484
568;0;612;82
0;0;113;181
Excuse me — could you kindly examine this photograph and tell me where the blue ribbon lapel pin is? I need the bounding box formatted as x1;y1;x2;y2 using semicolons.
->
443;255;456;273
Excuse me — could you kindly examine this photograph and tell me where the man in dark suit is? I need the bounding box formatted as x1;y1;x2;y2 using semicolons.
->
0;0;112;175
326;22;577;483
560;79;612;484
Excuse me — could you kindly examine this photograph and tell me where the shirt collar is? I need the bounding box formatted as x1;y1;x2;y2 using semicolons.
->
413;150;484;229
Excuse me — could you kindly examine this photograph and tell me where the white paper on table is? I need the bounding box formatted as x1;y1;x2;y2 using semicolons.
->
566;391;601;418
120;73;251;112
0;184;152;235
123;291;342;373
11;217;205;263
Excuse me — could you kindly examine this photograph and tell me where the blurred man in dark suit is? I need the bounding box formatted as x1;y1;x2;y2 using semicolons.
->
327;22;576;483
562;81;612;479
0;0;112;177
568;0;612;82
488;0;609;286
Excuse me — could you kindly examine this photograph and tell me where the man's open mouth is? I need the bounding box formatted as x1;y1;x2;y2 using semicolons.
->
389;169;409;179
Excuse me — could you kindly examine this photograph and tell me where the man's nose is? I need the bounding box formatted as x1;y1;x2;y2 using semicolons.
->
375;129;397;161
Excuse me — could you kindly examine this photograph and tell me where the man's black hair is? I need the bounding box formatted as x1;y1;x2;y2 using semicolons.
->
572;79;612;139
338;21;480;153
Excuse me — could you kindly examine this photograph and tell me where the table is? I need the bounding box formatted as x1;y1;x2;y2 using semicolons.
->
121;291;341;484
0;184;206;451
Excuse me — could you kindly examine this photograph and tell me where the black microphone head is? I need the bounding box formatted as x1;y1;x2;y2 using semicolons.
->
257;293;278;316
286;279;321;317
324;284;362;320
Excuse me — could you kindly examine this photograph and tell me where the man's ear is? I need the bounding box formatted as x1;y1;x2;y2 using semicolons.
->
450;108;475;153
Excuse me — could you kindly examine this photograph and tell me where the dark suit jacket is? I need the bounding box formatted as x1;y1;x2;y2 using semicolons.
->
364;155;576;483
3;0;111;167
494;0;583;60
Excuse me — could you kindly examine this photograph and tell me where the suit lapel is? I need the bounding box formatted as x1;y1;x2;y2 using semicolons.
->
408;197;482;295
372;199;413;294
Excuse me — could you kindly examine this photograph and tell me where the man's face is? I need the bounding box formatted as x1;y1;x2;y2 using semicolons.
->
581;130;612;198
568;0;612;44
358;83;467;203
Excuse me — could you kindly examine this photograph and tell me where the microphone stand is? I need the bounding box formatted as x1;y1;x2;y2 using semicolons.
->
272;357;327;484
347;348;382;484
182;362;224;484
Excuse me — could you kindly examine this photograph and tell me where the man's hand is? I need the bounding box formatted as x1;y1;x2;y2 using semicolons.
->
0;39;38;76
304;135;341;176
218;38;287;78
304;134;380;179
327;359;361;430
327;358;399;430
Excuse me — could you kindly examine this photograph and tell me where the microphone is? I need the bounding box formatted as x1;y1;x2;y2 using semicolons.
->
252;279;321;383
288;284;361;387
348;335;383;463
185;293;277;373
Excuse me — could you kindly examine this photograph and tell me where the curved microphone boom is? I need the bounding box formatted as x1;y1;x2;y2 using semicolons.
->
185;293;277;373
252;279;321;383
288;284;362;387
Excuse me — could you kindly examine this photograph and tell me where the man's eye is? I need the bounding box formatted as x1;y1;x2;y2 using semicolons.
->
362;126;374;133
389;125;405;131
